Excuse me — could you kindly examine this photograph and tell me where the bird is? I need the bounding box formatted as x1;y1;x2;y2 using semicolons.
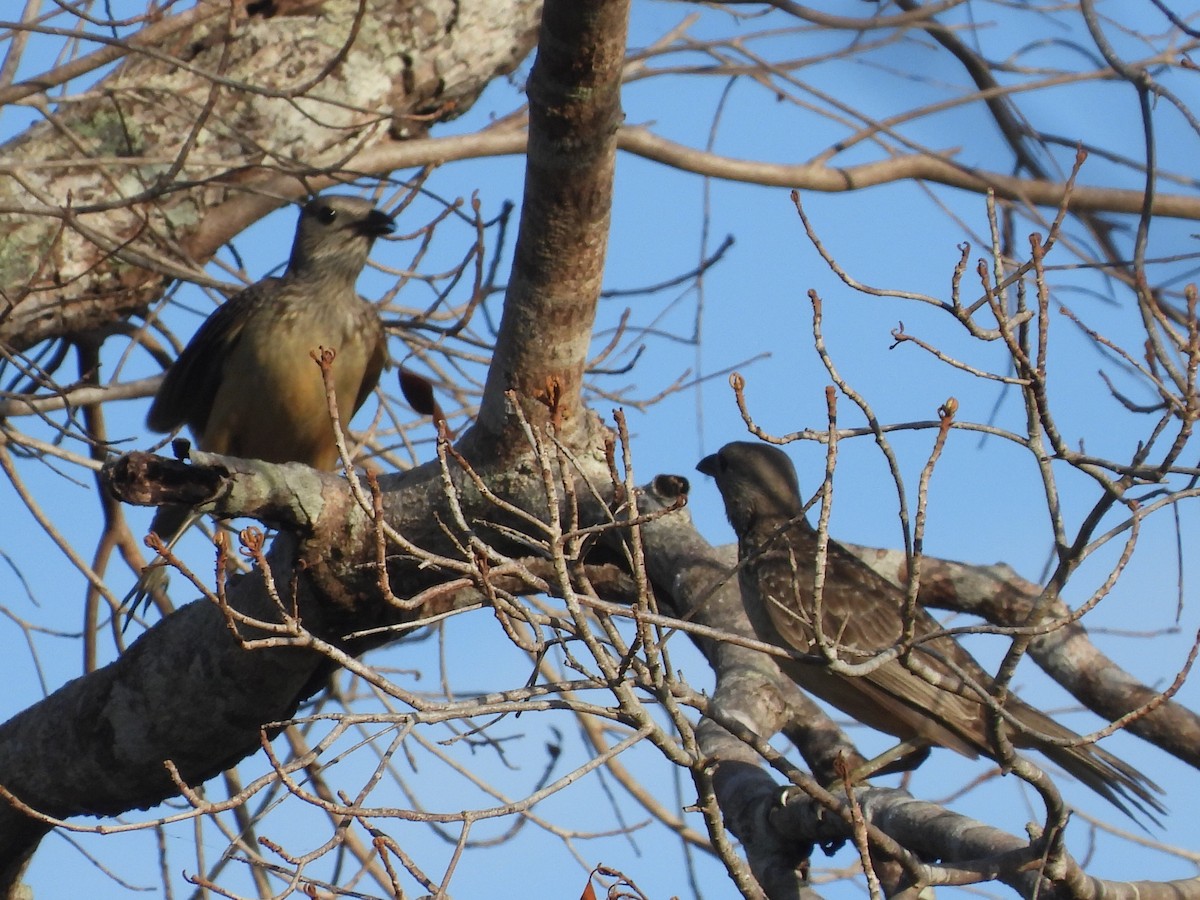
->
126;194;394;624
697;440;1163;822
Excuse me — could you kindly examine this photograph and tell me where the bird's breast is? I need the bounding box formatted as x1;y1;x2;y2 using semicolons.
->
202;290;378;469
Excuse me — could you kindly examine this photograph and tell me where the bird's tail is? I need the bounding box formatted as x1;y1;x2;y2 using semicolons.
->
119;504;194;631
1010;702;1164;826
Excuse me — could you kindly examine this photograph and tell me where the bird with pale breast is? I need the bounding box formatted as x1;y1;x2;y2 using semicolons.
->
126;194;394;624
697;440;1163;823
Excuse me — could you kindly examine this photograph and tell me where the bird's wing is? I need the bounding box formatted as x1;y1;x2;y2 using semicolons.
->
352;312;387;415
146;279;280;438
755;527;993;756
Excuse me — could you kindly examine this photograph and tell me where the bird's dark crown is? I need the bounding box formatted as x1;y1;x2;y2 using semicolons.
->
697;440;803;533
287;194;395;278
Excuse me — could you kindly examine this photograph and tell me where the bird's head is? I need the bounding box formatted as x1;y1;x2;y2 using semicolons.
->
697;441;804;534
288;194;395;279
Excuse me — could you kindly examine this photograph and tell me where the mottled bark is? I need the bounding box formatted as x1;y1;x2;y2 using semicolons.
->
473;0;626;450
0;0;540;352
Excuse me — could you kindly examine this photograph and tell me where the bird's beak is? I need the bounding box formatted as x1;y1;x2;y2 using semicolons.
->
696;454;719;477
359;209;395;238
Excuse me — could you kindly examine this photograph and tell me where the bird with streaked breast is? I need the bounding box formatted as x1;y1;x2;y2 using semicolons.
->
127;194;394;624
697;440;1163;823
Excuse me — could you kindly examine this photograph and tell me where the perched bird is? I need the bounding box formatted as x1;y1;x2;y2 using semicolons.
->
127;194;394;622
697;440;1163;822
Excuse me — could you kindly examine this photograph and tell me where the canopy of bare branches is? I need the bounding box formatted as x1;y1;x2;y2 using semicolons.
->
1;2;1199;898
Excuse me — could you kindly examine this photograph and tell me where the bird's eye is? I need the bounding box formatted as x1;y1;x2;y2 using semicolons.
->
316;206;338;224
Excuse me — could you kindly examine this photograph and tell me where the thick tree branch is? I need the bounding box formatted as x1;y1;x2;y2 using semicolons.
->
0;436;616;890
473;0;630;449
